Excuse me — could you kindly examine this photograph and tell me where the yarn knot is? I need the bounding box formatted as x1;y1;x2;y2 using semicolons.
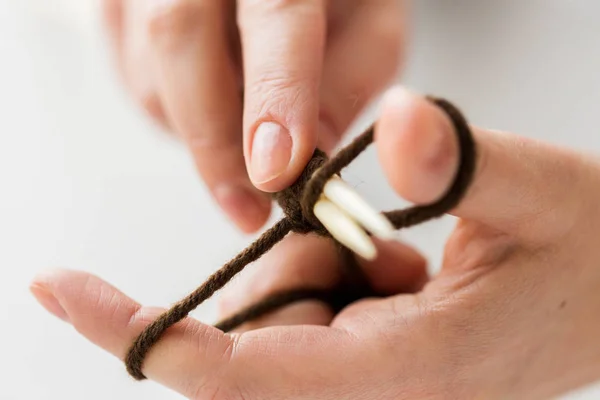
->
273;148;330;235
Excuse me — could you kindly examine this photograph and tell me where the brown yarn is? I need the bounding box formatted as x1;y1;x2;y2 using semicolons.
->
125;96;477;381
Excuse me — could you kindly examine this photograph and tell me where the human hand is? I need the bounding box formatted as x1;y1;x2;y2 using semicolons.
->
101;0;406;233
31;88;600;399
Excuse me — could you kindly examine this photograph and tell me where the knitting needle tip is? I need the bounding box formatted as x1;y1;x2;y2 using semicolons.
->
313;198;378;261
322;176;396;240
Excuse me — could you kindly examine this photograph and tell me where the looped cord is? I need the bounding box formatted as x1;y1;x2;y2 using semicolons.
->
124;96;477;381
273;148;330;235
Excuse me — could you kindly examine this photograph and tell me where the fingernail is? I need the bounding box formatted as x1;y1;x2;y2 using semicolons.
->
250;122;292;184
30;283;70;323
214;185;271;233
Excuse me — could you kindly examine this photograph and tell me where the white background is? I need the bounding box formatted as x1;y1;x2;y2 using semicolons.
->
1;1;600;399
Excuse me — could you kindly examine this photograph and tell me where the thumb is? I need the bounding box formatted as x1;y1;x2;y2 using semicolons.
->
375;87;591;243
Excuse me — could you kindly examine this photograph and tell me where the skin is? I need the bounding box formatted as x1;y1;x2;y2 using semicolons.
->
31;88;600;399
101;0;407;233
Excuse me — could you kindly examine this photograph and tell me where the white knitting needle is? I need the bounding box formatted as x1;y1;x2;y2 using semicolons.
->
313;198;378;260
312;176;396;260
322;176;395;240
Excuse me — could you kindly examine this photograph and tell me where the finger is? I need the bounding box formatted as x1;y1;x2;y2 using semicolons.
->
218;234;340;331
238;0;326;191
30;269;353;398
360;238;428;295
121;1;171;130
101;0;124;56
376;87;592;243
318;1;406;151
148;0;271;233
30;269;236;399
218;234;428;331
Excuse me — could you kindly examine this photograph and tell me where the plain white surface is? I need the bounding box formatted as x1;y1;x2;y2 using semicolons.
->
2;1;600;399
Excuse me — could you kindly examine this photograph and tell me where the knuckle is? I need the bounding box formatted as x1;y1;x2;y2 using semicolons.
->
246;72;313;118
147;0;211;46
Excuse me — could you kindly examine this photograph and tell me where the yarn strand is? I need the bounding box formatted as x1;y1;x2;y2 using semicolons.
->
124;96;478;381
125;218;293;380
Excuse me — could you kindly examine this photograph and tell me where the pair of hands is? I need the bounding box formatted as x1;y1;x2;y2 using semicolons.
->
30;1;600;398
32;88;600;399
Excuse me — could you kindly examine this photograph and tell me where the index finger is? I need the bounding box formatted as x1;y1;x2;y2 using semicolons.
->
30;269;236;398
238;0;326;192
30;268;353;399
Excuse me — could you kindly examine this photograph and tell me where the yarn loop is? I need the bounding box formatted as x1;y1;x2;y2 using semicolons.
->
124;96;477;381
273;148;330;235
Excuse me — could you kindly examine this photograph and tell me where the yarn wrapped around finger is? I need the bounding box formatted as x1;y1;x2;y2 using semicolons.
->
124;96;477;381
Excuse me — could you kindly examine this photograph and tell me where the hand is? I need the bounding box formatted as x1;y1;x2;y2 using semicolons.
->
102;0;406;233
31;88;600;399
